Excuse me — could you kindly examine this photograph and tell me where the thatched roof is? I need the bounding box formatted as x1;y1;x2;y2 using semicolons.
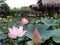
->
29;0;60;11
42;0;60;7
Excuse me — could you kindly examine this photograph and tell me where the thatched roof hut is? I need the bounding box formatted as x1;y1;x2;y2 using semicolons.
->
30;0;60;10
29;0;60;17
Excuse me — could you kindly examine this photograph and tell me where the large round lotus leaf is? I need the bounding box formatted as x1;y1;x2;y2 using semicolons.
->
51;28;60;43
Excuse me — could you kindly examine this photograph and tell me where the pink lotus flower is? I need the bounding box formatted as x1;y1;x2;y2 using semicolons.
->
8;26;27;38
32;28;41;45
21;18;29;25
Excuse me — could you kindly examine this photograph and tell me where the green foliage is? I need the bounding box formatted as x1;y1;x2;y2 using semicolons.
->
0;0;10;17
0;34;7;40
11;7;34;17
0;17;60;45
41;17;58;26
24;24;35;39
51;28;60;43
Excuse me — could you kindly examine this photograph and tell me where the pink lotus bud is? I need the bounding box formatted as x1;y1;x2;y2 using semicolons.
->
32;28;41;45
8;26;27;38
21;18;29;25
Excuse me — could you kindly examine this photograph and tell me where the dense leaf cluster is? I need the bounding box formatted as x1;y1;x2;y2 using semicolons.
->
0;17;60;45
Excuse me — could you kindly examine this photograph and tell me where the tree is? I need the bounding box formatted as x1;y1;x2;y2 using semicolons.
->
19;7;34;17
11;7;34;17
0;0;10;17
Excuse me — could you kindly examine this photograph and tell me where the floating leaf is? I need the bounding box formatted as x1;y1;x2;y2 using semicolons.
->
41;18;58;26
51;28;60;43
24;24;34;39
